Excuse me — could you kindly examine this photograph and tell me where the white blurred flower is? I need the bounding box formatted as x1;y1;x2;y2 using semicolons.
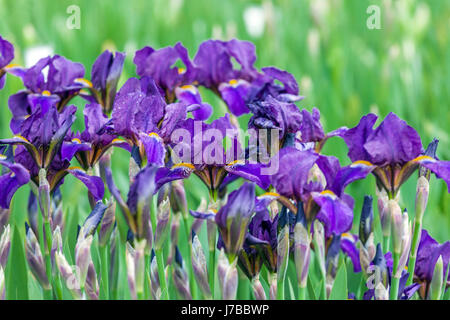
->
310;0;329;26
25;46;54;68
300;76;312;95
243;5;266;38
307;28;320;57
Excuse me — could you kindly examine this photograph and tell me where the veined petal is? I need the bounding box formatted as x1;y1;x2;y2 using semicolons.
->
67;167;104;201
0;160;30;209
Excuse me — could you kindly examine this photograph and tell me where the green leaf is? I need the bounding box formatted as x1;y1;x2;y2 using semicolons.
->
307;274;316;300
287;277;296;300
329;263;348;300
6;226;29;299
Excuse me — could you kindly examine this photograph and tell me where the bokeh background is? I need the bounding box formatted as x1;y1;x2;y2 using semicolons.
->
0;0;449;298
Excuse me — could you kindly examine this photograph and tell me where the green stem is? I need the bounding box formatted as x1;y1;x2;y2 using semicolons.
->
208;249;216;300
390;252;400;300
298;285;306;300
155;249;169;300
99;245;110;300
182;216;197;299
407;220;422;286
43;219;53;299
383;234;390;254
276;276;285;300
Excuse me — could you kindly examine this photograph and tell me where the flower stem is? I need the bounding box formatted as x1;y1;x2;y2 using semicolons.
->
390;252;400;300
208;248;216;299
298;284;306;300
382;234;390;254
43;219;53;299
182;216;197;299
99;244;110;299
406;219;422;286
155;249;169;300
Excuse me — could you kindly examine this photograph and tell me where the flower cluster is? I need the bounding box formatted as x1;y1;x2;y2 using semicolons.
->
0;34;448;300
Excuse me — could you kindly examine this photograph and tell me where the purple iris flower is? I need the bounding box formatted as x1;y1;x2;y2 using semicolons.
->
339;112;450;196
271;146;374;237
62;103;129;170
340;233;361;273
0;35;15;90
414;229;450;298
8;55;91;133
134;43;195;100
0;104;104;201
82;50;125;115
0;156;30;209
214;182;256;259
171;114;270;197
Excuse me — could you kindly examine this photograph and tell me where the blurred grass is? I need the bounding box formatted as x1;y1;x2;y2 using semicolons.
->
0;0;449;298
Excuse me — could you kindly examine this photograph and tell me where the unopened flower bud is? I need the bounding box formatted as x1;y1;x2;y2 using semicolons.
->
125;243;137;300
150;250;161;300
38;169;51;220
191;231;211;299
415;176;429;222
251;276;266;300
359;195;373;245
0;208;10;232
55;251;82;299
0;266;4;300
172;247;192;300
308;164;327;190
376;188;390;237
25;223;50;290
428;255;443;300
170;180;188;218
154;199;171;251
85;262;99;300
374;283;389;300
75;235;93;288
99;199;116;247
389;200;404;255
51;226;62;265
277;207;290;284
294;203;311;288
0;225;11;269
222;259;238;300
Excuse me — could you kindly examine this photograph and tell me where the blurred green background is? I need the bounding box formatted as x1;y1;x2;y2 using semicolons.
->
0;0;449;298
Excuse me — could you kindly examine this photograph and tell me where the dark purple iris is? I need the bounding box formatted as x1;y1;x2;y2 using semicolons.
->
339;112;450;196
0;35;15;90
271;146;374;237
7;55;91;133
414;229;449;298
0;103;104;201
82;50;125;115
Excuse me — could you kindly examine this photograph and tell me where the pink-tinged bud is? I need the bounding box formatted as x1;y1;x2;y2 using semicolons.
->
359;233;376;275
25;224;50;290
170;180;188;218
0;266;4;300
51;226;62;265
55;251;82;299
294;222;311;288
313;220;326;276
154;199;171;251
251;276;266;300
389;200;404;255
75;235;93;288
167;214;181;265
396;220;412;278
217;249;228;293
191;231;211;299
374;283;389;300
222;260;238;300
0;225;11;269
428;255;443;300
173;247;192;300
415;176;429;222
85;262;99;300
150;251;161;300
38;169;51;220
99;199;116;247
376;188;390;237
125;243;137;300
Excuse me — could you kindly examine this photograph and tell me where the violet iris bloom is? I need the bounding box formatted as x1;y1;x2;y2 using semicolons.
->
0;104;104;201
134;44;212;120
215;182;256;260
271;147;374;237
8;55;91;133
171;114;270;198
62;103;129;170
0;156;30;209
82;50;125;115
414;229;450;298
0;35;15;90
339;112;450;197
